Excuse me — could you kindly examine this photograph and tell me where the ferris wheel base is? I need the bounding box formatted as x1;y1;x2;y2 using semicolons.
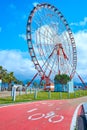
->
54;79;74;93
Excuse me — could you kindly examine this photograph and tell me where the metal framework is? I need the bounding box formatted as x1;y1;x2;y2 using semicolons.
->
26;3;77;85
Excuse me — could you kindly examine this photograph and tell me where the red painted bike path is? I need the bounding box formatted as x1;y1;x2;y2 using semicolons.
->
0;100;78;130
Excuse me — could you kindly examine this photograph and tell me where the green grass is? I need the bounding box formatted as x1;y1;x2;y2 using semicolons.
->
0;90;87;104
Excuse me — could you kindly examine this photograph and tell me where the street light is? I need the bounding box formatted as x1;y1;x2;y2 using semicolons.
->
0;69;2;91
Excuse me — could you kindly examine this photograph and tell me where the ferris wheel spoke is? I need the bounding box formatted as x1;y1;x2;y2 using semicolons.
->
39;45;55;68
36;31;47;61
48;52;59;77
34;9;67;48
36;29;55;60
36;30;55;45
33;19;55;45
43;18;69;49
41;45;57;76
34;17;54;40
37;29;52;60
35;10;57;42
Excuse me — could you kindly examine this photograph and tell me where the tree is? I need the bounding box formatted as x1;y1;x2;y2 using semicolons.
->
0;66;7;79
0;66;7;91
33;81;38;89
40;81;45;89
14;79;23;85
54;74;71;89
7;72;16;91
0;65;23;91
0;66;3;79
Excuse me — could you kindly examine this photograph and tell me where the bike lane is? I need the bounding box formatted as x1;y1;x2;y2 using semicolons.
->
0;100;77;130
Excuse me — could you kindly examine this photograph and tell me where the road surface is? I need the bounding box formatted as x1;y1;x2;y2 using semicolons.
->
0;97;87;130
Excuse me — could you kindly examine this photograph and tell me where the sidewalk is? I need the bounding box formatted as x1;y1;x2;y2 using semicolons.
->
0;91;25;98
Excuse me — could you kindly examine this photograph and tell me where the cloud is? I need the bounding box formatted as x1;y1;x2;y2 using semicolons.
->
73;30;87;82
0;50;37;80
19;34;26;40
70;17;87;26
33;2;39;7
0;27;2;32
80;17;87;26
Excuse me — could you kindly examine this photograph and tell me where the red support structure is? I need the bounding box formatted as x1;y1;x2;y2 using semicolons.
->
27;73;38;87
62;49;68;60
76;72;86;88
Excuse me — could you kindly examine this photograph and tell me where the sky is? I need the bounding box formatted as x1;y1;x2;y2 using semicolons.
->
0;0;87;82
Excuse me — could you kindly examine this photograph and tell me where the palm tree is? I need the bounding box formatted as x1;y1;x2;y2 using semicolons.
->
0;66;7;91
0;66;23;91
7;72;16;91
0;66;3;79
0;66;7;79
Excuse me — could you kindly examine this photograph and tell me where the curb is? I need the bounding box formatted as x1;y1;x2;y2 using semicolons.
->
70;102;85;130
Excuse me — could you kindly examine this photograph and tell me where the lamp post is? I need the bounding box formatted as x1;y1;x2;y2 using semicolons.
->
0;69;2;91
0;79;2;91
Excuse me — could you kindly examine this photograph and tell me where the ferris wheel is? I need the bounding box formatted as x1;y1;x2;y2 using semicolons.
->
26;3;77;85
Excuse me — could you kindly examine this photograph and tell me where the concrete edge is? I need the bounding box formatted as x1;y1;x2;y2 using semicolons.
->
70;102;85;130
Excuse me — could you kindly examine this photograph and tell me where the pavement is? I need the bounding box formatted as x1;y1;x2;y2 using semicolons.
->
0;91;26;98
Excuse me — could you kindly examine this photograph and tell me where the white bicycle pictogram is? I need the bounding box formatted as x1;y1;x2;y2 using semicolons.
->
28;111;64;123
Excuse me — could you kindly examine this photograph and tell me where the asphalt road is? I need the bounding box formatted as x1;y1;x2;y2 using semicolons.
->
0;91;87;130
0;97;87;130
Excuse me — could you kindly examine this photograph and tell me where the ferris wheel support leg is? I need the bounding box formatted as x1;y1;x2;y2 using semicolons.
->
76;72;86;88
27;73;38;87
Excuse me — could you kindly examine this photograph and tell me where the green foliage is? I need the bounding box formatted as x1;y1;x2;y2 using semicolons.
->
54;74;71;85
0;65;23;90
0;66;7;80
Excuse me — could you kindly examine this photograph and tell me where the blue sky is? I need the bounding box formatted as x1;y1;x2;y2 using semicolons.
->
0;0;87;82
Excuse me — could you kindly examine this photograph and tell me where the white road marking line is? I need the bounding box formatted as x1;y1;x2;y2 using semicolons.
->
48;115;64;123
56;108;60;110
28;113;45;120
27;108;38;113
48;104;54;106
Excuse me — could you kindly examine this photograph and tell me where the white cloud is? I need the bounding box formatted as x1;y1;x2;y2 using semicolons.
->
33;2;39;7
80;17;87;26
70;17;87;26
0;27;2;32
19;34;26;40
0;50;37;80
74;30;87;82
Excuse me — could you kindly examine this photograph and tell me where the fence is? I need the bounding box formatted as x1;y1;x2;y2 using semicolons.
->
11;89;87;101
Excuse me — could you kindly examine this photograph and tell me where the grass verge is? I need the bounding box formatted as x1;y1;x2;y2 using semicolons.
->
0;90;87;104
